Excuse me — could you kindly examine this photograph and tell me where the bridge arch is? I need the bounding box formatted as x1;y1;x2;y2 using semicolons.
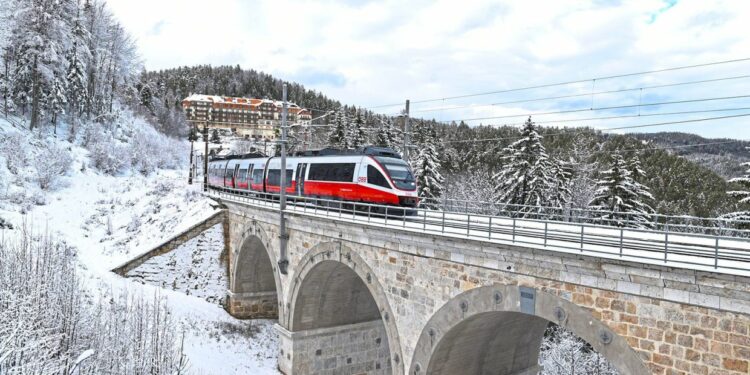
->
228;224;282;319
409;285;648;375
283;242;404;375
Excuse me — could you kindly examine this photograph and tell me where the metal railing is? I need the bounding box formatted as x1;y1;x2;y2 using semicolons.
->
420;197;750;237
204;185;750;276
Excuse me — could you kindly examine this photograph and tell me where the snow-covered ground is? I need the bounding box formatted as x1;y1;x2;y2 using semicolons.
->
0;116;280;374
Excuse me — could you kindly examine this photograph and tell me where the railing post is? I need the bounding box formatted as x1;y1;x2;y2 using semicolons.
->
368;205;371;222
619;228;624;257
488;216;492;240
442;210;446;234
543;222;548;247
714;237;719;269
664;224;669;263
385;206;389;226
467;214;471;236
580;226;584;250
512;218;516;242
423;208;427;232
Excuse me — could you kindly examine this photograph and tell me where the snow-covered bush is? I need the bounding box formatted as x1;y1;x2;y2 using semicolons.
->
0;131;28;174
129;127;185;175
0;229;187;374
83;124;130;175
34;140;73;190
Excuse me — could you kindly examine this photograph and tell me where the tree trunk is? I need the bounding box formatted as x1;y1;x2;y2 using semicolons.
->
30;56;40;130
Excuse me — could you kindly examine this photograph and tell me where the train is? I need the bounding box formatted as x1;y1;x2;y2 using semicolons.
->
206;146;419;207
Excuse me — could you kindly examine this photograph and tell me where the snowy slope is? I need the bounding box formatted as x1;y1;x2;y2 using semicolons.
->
0;116;280;374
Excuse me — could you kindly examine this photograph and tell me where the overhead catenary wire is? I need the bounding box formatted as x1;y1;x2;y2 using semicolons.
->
410;74;750;114
437;94;750;124
365;57;750;110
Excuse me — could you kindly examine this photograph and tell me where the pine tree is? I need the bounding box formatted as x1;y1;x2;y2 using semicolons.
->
626;154;655;226
492;117;555;217
374;116;398;148
66;0;87;139
548;159;572;214
725;147;750;223
327;107;348;148
10;0;73;129
413;125;444;207
589;153;653;228
348;109;367;149
210;129;221;144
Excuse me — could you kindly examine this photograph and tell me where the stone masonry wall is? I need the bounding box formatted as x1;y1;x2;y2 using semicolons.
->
277;320;392;375
227;291;279;319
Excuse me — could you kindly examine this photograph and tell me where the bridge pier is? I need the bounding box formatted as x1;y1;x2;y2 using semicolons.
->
276;320;391;375
226;290;278;319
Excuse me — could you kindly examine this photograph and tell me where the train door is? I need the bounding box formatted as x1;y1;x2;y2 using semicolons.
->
296;163;307;196
233;164;240;188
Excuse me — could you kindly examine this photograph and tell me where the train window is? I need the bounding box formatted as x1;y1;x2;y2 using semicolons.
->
238;169;247;182
224;167;233;179
308;163;355;182
252;169;264;184
367;165;391;189
267;169;293;187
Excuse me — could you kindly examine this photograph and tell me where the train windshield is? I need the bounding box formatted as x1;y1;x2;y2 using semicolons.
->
375;157;416;191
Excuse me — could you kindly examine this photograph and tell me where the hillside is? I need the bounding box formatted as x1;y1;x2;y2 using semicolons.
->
631;132;750;179
0;113;279;374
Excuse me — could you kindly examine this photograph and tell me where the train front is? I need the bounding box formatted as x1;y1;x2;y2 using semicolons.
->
373;156;419;207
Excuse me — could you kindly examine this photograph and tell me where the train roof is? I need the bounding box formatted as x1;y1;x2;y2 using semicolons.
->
294;146;401;159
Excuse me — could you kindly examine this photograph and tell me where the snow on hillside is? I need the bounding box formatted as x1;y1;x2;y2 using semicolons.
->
0;114;279;374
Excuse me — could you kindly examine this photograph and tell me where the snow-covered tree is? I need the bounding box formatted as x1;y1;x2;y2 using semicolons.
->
374;116;399;149
413;125;444;207
210;128;221;144
327;107;348;148
493;117;557;217
539;324;618;375
626;155;655;222
548;159;572;214
347;109;367;149
589;153;653;228
9;0;74;129
724;147;750;223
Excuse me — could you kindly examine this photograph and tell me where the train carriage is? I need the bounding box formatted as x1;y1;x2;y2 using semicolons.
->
206;147;418;207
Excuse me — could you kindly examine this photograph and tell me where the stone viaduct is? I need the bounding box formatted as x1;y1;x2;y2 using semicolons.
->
219;199;750;375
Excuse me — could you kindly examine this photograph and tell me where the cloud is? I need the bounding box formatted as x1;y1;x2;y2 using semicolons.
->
105;0;750;139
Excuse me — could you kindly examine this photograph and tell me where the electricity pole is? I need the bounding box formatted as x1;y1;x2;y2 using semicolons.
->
403;99;410;162
278;84;289;274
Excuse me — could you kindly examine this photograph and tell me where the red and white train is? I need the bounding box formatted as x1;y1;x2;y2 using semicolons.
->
207;147;419;207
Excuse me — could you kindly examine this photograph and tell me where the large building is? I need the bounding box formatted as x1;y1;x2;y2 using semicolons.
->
182;94;312;140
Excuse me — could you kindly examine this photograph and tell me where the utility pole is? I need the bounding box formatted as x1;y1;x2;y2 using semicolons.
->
188;122;195;184
203;121;208;191
278;84;289;274
403;99;410;162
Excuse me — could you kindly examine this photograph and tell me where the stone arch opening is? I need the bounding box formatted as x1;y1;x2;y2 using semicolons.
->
292;260;381;330
410;285;648;375
228;235;279;319
280;243;403;375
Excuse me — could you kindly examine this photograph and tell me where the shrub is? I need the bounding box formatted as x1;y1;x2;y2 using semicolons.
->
34;140;73;190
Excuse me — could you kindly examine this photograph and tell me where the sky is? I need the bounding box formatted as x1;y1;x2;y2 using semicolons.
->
106;0;750;140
